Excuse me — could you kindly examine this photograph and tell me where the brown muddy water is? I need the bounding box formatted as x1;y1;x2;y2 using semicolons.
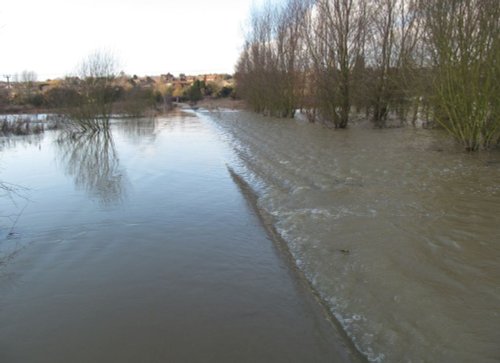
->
1;110;500;363
203;110;500;363
0;113;359;363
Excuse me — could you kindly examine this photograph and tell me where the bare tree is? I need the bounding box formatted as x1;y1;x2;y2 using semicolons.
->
20;70;37;100
274;0;309;117
64;50;118;131
11;70;38;104
362;0;425;127
234;0;498;149
394;0;427;126
236;0;308;117
303;0;366;128
236;3;278;114
424;0;500;150
365;0;397;126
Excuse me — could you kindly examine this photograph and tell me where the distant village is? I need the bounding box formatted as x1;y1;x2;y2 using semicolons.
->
0;72;236;113
113;72;234;97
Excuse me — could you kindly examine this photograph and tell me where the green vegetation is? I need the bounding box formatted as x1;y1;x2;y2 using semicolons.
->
425;0;499;151
187;80;204;103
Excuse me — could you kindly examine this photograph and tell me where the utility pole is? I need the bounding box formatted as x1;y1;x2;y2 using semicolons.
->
3;74;11;89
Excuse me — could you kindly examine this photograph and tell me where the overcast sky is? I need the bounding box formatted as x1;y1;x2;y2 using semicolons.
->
0;0;263;80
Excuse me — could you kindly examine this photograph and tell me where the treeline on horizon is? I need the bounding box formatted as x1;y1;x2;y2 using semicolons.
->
235;0;499;151
0;59;235;126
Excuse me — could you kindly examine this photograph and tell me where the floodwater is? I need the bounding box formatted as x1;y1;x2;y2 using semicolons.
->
205;110;500;363
1;110;499;363
0;112;359;363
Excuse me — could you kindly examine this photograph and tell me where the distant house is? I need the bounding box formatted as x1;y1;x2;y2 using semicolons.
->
38;83;51;92
161;73;176;82
203;74;218;83
136;76;156;87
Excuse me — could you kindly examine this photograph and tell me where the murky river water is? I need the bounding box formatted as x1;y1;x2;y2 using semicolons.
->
203;110;500;362
1;110;499;362
0;113;359;362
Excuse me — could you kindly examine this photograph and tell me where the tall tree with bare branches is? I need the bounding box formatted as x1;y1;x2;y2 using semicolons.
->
302;0;367;128
424;0;499;150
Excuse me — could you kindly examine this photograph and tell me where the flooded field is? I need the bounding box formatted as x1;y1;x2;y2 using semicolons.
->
1;109;499;362
205;110;500;362
0;113;359;363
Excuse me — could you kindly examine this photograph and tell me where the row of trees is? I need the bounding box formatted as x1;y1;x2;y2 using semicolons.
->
0;54;156;129
2;56;237;132
0;71;42;108
236;0;499;150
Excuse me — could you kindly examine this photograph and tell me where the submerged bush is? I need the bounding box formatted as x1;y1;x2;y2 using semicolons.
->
0;119;44;136
62;51;118;132
119;87;156;117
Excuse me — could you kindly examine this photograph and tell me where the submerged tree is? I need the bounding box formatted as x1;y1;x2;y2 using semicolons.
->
237;0;367;127
303;0;367;128
236;0;308;118
363;0;425;127
64;51;118;131
424;0;499;150
235;0;498;149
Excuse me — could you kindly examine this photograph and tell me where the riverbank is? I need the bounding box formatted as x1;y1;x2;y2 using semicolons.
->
0;96;246;117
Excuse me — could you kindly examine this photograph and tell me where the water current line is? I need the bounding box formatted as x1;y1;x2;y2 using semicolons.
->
227;165;367;363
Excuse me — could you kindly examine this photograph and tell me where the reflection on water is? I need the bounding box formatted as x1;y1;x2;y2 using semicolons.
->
113;117;160;143
3;109;497;362
56;130;125;205
112;112;197;143
0;113;357;363
0;134;43;152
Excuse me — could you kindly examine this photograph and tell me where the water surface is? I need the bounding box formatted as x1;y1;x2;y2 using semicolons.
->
205;109;500;362
0;112;358;362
